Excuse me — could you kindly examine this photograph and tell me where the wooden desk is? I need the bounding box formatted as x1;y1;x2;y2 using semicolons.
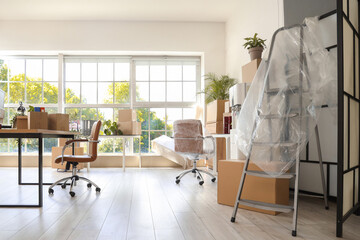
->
0;129;79;208
100;135;141;172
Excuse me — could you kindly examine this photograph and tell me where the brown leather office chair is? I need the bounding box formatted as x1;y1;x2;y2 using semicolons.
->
48;121;102;197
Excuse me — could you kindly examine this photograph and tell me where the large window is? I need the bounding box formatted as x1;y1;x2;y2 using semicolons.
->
0;57;59;153
0;55;200;154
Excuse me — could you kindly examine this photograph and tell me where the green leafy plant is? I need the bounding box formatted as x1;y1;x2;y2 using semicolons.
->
103;120;123;135
28;105;35;112
198;73;236;104
243;33;266;49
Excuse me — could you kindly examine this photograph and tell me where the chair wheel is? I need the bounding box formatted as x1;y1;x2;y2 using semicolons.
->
87;183;92;188
96;187;101;192
69;191;75;197
197;176;201;180
48;188;54;194
199;181;204;185
211;178;216;182
61;184;66;189
175;179;180;184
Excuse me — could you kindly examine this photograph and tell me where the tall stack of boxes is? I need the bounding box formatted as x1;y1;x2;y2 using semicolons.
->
205;100;228;169
117;109;141;135
217;57;290;215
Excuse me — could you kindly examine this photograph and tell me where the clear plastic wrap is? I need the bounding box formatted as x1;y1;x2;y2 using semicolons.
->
236;17;337;176
173;119;215;160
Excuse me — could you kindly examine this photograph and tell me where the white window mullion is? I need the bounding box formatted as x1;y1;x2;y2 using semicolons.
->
58;54;64;113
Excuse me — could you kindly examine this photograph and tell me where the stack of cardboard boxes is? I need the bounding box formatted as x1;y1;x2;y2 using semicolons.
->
217;58;290;215
117;109;141;135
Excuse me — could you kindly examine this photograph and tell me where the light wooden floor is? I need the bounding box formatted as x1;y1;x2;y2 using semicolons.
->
0;167;359;240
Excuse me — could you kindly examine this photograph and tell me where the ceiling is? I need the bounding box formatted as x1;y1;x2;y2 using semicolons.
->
0;0;240;22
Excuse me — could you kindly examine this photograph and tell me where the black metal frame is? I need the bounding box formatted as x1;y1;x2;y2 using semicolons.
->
0;132;75;208
337;0;360;237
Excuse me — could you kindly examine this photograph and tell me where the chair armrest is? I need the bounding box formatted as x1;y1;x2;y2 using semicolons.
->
65;138;89;146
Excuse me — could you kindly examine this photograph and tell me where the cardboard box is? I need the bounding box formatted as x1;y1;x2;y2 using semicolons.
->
59;138;80;147
117;121;141;135
118;109;137;122
217;159;289;215
48;114;69;131
28;112;48;129
206;100;228;124
51;146;85;170
205;121;223;134
16;116;28;129
242;58;261;83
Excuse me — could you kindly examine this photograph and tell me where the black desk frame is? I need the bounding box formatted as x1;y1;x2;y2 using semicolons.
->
0;132;75;208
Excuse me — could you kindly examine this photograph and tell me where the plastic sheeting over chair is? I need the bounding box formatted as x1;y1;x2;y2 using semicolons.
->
235;17;337;177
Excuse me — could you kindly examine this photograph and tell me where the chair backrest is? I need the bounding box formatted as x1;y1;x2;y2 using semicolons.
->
173;119;203;154
89;121;101;159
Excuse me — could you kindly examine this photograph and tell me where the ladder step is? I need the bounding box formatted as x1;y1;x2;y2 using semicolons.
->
245;170;295;179
238;199;294;213
259;113;298;119
253;141;297;147
265;87;299;95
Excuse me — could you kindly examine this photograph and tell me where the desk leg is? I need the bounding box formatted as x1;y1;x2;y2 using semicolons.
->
18;138;22;185
38;137;43;207
123;138;126;172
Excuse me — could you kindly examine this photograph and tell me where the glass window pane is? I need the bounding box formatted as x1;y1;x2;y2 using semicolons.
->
65;82;80;104
43;82;58;104
43;59;58;82
81;82;97;104
136;82;149;102
98;63;113;82
98;82;113;104
98;108;113;122
150;108;165;130
167;82;182;102
136;108;149;130
46;107;58;114
25;138;38;153
114;138;124;153
150;64;165;81
166;108;182;131
26;82;42;104
115;62;130;81
140;131;149;153
114;82;130;103
65;63;80;82
81;108;98;120
167;64;182;81
136;64;149;81
0;60;9;81
99;138;114;153
183;64;196;81
183;108;196;119
26;59;42;80
150;82;165;102
183;82;196;102
65;108;81;131
0;139;8;153
0;82;8;104
9;82;24;103
9;59;25;78
82;62;97;82
44;138;57;153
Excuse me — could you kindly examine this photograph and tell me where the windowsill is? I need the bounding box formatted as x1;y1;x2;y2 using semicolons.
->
0;153;162;157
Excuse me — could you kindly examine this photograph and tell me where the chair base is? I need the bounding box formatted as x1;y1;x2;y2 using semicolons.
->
48;163;100;197
175;160;216;185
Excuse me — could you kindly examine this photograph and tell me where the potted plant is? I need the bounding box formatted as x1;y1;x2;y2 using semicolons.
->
199;73;236;104
103;120;123;135
243;33;266;61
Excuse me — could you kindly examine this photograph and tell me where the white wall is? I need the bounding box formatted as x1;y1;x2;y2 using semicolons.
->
0;20;225;75
225;0;284;81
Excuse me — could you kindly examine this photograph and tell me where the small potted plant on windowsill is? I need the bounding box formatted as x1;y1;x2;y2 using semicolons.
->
243;33;266;61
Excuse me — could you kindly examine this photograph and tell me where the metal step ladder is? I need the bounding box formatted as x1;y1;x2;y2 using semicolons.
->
230;24;329;237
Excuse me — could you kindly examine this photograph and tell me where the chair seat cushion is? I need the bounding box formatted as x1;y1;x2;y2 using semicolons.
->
54;155;93;163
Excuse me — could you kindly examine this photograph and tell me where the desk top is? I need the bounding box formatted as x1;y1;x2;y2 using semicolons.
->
0;129;80;136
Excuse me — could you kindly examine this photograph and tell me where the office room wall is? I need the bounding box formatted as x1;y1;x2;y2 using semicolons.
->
0;20;225;75
225;0;284;81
